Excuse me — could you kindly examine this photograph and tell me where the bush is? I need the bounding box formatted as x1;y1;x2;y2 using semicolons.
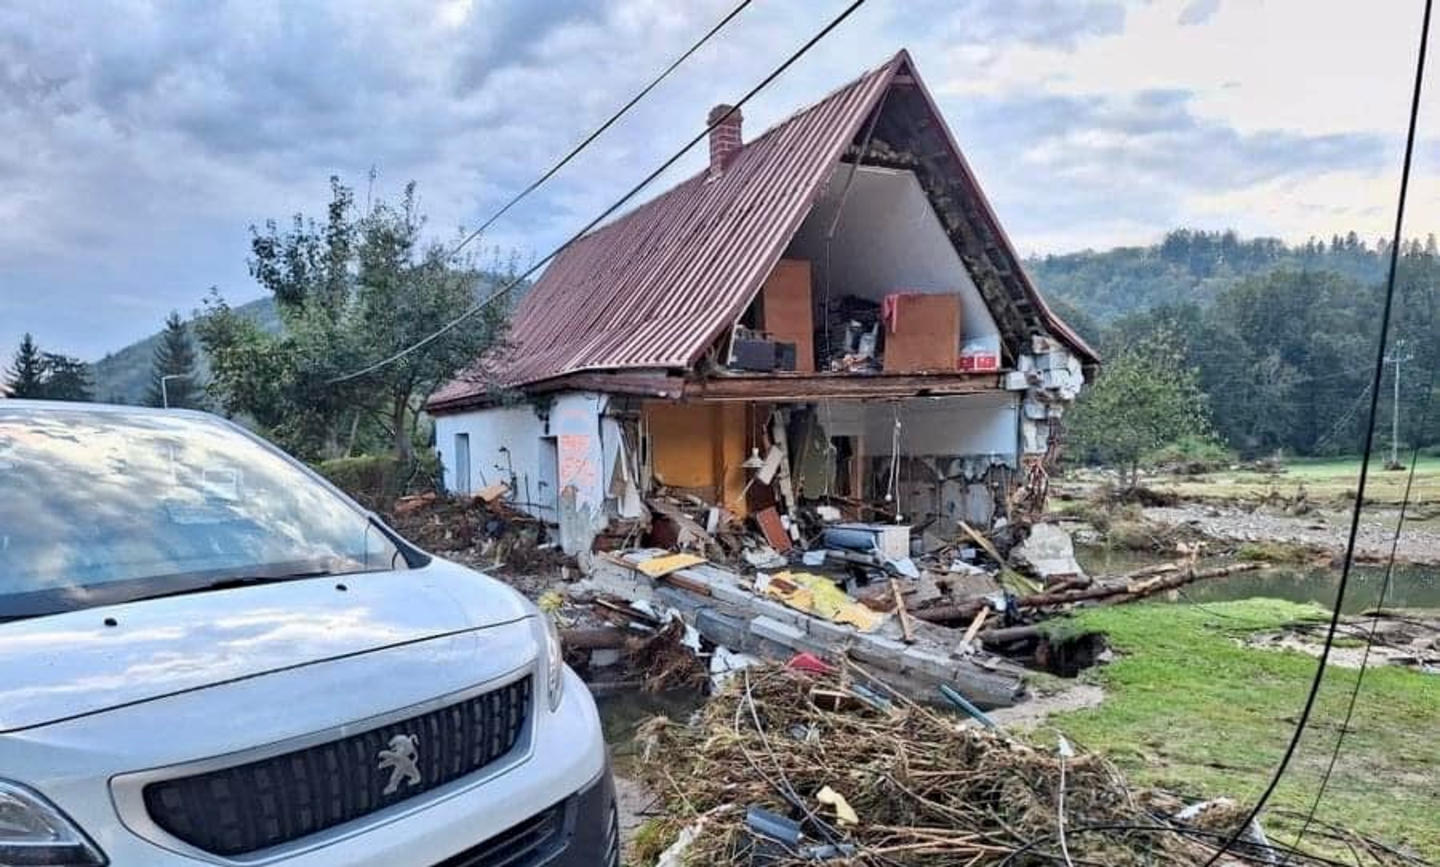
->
1143;435;1235;475
317;452;440;511
1236;540;1319;564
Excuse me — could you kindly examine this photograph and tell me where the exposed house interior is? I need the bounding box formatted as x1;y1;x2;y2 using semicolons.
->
429;51;1094;556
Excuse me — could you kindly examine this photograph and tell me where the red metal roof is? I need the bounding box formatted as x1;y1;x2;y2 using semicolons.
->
430;50;1094;413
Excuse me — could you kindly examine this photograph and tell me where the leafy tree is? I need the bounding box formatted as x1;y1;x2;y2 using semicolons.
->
38;353;93;402
144;312;201;408
199;176;508;461
1068;331;1213;489
5;333;47;397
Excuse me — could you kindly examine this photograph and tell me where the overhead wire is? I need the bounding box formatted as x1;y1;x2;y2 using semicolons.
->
1281;328;1439;860
440;0;754;263
1199;0;1433;861
330;0;873;385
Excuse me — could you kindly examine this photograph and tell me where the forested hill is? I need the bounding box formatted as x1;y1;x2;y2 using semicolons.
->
1025;229;1423;328
93;272;522;405
92;297;279;404
1028;229;1440;458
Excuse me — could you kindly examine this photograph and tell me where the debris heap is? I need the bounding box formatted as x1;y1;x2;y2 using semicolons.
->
633;664;1417;866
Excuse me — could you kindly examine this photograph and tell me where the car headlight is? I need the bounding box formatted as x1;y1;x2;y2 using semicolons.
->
542;614;565;712
0;780;107;865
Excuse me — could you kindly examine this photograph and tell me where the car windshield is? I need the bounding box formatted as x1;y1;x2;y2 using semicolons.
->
0;406;408;619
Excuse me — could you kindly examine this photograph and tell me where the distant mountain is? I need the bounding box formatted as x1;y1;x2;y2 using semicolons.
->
1025;228;1398;325
91;297;279;405
92;274;524;405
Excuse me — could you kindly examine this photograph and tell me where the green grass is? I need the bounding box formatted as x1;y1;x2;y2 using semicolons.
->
1157;455;1440;506
1047;599;1440;859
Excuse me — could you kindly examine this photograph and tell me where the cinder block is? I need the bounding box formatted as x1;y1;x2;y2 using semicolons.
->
902;646;960;682
695;608;752;651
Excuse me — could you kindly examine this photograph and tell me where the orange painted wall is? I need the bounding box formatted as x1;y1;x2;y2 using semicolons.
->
643;401;750;515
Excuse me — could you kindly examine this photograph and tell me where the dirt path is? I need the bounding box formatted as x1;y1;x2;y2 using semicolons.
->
986;682;1104;729
1144;503;1440;564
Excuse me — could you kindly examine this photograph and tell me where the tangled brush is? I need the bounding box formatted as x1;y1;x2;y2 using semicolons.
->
632;663;1424;866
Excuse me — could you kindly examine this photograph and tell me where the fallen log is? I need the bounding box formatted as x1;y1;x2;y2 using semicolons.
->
975;623;1043;644
915;561;1266;625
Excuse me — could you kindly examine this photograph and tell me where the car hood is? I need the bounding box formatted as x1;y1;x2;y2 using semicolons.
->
0;558;533;732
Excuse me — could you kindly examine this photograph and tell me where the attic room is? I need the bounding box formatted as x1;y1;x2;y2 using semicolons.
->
726;163;1005;378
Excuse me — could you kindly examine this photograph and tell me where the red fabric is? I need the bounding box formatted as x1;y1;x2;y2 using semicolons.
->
786;652;834;674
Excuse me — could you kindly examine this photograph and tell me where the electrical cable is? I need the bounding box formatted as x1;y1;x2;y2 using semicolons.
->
329;0;872;385
1199;0;1432;861
1281;345;1439;861
441;0;753;263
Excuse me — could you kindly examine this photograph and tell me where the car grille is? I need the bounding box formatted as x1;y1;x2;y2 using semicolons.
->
432;801;566;867
143;676;532;857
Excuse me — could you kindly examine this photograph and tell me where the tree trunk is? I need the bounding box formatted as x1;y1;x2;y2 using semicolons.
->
914;561;1267;625
392;399;413;462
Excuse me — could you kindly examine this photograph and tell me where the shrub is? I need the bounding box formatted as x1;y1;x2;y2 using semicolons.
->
317;451;440;511
1143;435;1235;475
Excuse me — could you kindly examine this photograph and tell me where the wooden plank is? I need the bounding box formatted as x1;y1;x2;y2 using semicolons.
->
660;570;714;597
754;506;792;552
684;372;1001;401
889;578;915;644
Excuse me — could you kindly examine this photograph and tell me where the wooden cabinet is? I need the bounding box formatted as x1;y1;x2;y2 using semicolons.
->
758;259;815;373
883;293;961;373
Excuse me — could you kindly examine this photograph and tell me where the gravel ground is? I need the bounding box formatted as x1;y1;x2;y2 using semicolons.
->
1144;503;1440;565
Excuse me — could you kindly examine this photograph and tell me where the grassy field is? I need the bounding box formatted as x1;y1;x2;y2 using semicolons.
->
1153;455;1440;507
1046;599;1440;859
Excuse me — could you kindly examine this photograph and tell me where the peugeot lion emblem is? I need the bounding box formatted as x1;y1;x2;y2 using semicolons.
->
377;734;422;795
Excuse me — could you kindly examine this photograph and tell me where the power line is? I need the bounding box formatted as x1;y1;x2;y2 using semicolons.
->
1201;0;1432;861
330;0;872;385
1281;361;1435;863
441;0;754;263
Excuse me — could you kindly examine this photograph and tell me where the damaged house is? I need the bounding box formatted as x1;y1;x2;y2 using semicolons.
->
428;50;1096;557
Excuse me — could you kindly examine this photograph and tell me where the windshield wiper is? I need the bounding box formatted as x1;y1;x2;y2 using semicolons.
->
122;568;345;604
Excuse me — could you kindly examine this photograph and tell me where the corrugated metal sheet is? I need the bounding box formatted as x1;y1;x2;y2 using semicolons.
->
431;48;1093;411
430;55;901;408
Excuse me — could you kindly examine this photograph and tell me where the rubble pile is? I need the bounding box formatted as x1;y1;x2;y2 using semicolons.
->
632;664;1419;866
387;490;575;596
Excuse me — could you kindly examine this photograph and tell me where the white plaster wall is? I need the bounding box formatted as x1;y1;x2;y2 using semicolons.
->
433;392;611;524
819;392;1019;461
786;166;1002;351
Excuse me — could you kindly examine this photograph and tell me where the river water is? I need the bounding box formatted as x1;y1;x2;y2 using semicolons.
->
1076;545;1440;613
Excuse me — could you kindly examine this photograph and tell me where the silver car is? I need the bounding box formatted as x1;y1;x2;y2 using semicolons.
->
0;402;615;866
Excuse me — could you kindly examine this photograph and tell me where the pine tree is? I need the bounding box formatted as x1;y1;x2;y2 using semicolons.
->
4;333;47;398
39;353;93;402
145;311;200;408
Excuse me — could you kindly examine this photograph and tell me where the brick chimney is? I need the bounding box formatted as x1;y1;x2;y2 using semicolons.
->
707;104;743;176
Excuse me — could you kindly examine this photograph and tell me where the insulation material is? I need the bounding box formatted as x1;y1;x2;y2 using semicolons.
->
637;553;707;577
764;571;882;632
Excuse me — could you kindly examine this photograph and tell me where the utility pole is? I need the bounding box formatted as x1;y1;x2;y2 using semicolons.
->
1385;341;1413;469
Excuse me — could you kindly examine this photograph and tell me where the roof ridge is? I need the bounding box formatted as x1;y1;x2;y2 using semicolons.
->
554;50;906;251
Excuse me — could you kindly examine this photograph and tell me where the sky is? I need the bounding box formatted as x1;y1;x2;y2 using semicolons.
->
1;0;1437;361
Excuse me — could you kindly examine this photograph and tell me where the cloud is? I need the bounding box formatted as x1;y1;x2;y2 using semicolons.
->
945;86;1389;253
0;0;1432;361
